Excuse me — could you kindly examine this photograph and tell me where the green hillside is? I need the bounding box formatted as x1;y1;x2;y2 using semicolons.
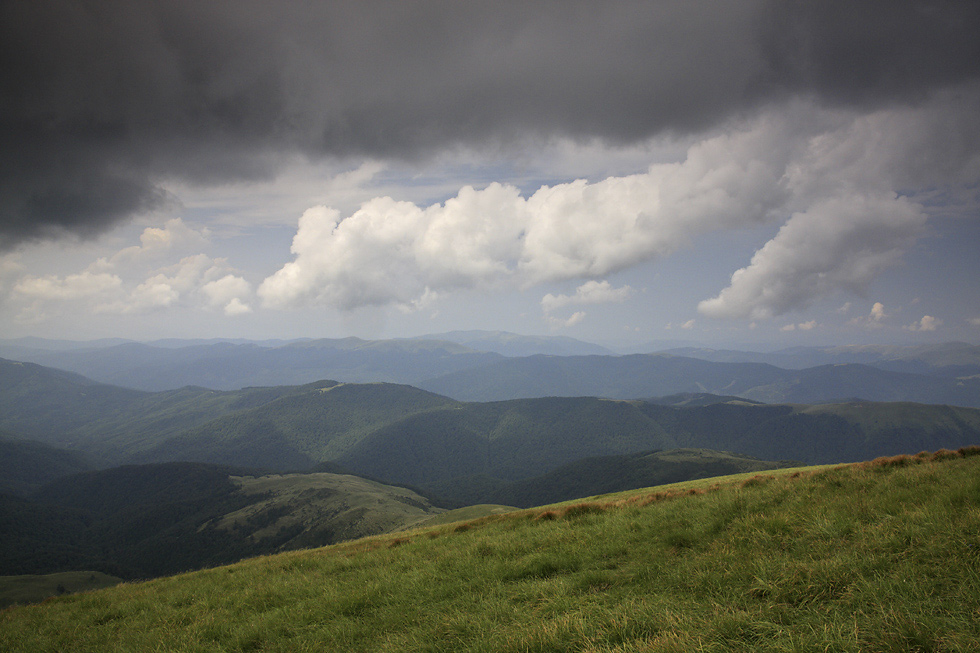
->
642;400;980;464
5;359;980;513
336;397;676;486
138;382;457;470
0;358;339;465
0;437;92;495
0;359;146;446
5;463;445;580
2;450;978;652
472;448;798;509
0;572;122;610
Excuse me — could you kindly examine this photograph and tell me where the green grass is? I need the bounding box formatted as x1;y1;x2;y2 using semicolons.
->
3;448;979;652
0;572;121;609
408;504;518;528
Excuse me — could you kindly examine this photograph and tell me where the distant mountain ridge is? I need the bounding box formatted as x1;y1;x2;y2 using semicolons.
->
407;330;615;356
0;338;502;391
418;353;980;407
662;341;980;377
4;357;980;503
2;337;978;403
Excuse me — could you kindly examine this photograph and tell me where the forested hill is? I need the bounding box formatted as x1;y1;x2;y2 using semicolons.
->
3;358;980;506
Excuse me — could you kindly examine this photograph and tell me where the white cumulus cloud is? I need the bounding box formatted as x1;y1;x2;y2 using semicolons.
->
110;218;210;265
546;310;586;330
698;195;926;320
202;274;253;316
847;302;889;329
99;255;243;314
260;89;979;320
541;280;633;314
13;270;123;301
906;315;942;332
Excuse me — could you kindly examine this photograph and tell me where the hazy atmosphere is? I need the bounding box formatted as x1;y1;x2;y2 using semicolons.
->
2;1;979;347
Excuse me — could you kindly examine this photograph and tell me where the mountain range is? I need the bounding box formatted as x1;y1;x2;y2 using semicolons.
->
3;335;980;589
4;357;980;497
2;336;977;405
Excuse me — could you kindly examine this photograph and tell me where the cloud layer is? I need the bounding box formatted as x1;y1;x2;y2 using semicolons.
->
259;91;979;320
3;0;979;247
7;220;252;323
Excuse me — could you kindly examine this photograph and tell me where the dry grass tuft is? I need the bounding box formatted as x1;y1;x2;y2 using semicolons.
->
930;448;961;462
560;503;606;519
739;475;770;488
866;454;915;469
959;445;980;458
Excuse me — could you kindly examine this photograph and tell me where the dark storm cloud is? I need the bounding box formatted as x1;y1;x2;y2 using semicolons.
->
2;0;978;247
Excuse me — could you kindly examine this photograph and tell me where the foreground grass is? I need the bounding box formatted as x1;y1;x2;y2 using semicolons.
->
0;572;122;610
2;449;979;652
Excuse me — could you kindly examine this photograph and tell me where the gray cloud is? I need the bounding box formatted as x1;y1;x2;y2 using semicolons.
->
2;0;979;247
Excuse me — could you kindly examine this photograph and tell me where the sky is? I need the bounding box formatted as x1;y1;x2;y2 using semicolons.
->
1;0;979;349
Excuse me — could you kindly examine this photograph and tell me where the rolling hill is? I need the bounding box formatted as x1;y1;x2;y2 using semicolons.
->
4;358;980;505
137;389;980;504
424;448;798;508
136;382;457;470
2;450;977;651
3;462;447;580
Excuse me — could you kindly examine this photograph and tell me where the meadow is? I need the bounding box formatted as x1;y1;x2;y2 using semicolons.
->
2;448;979;651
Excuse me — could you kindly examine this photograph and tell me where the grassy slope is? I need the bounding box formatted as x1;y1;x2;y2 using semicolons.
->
480;448;798;509
213;472;446;549
10;463;447;580
0;572;122;610
3;449;978;652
